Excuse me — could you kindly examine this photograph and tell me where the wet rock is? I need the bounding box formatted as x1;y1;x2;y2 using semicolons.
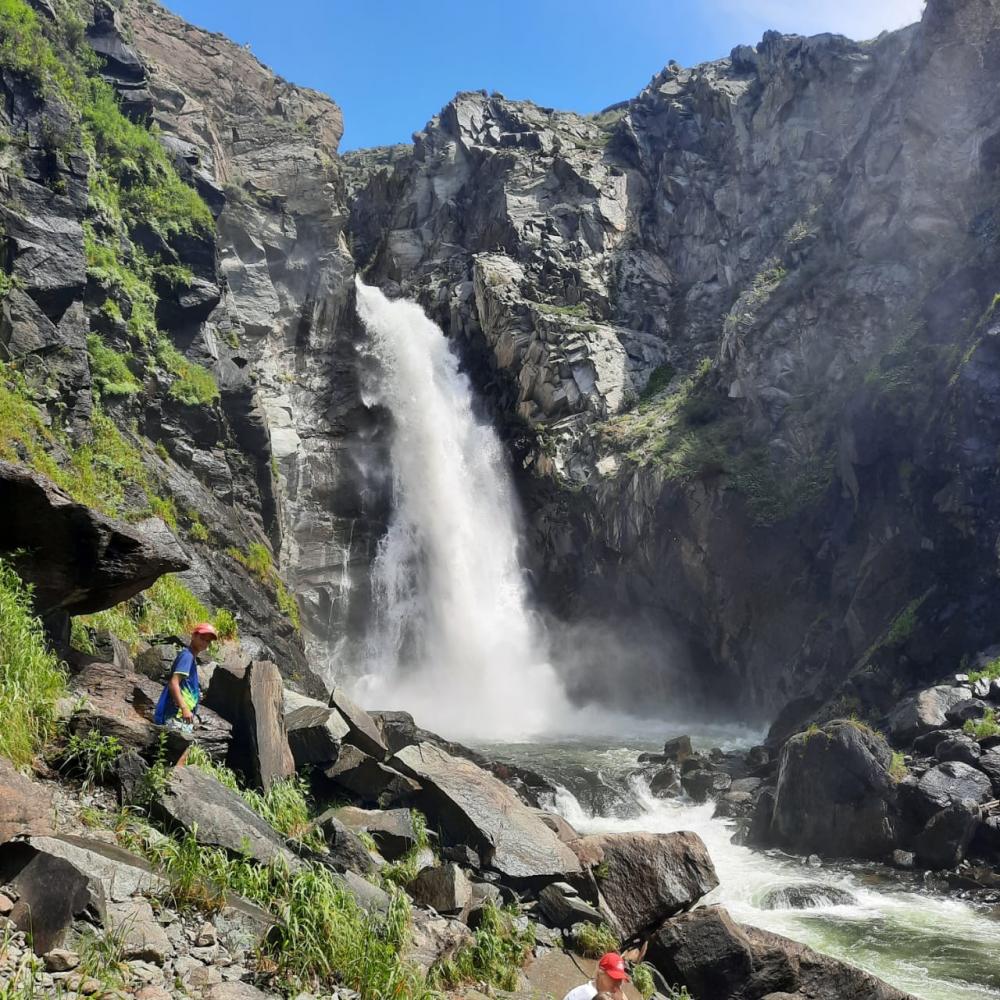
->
681;768;731;802
891;849;916;868
313;809;375;874
910;761;993;821
934;734;982;766
647;905;915;1000
0;462;188;615
769;721;901;860
888;687;970;743
322;744;421;808
392;742;581;883
914;800;981;870
285;701;350;768
410;863;472;916
746;786;776;846
571;830;718;938
975;750;1000;794
912;728;963;755
156;766;298;867
330;806;416;860
759;883;856;910
663;735;693;763
0;759;54;845
330;687;389;760
649;764;680;796
730;777;763;794
538;881;603;929
534;811;580;844
714;790;754;818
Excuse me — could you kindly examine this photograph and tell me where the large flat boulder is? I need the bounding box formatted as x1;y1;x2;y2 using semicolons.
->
392;742;580;883
888;686;971;743
322;744;421;808
0;460;188;615
156;765;298;867
330;687;389;760
770;720;901;860
570;831;718;938
647;905;916;1000
0;759;54;844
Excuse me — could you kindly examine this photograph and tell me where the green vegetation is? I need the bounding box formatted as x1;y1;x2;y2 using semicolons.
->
572;921;619;958
73;573;234;652
86;333;141;399
431;900;535;992
379;810;431;889
229;543;302;630
0;559;68;767
534;300;590;319
733;451;833;527
885;595;927;647
185;745;324;850
889;751;908;782
58;729;123;789
156;337;219;406
969;656;1000;685
632;962;656;1000
640;361;676;402
964;709;1000;741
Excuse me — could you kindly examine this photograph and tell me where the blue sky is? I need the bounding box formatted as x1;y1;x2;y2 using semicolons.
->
163;0;923;151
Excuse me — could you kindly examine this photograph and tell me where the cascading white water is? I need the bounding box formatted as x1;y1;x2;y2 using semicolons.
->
353;279;570;740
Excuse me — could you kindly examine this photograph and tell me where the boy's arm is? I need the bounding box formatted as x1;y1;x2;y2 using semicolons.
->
168;672;193;721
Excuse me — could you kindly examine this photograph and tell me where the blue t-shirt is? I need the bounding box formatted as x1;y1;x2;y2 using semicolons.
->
154;648;200;724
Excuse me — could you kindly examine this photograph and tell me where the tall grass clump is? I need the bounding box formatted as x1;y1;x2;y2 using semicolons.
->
0;559;67;766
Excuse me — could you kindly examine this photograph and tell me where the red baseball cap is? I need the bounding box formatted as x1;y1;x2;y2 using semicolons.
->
192;622;219;639
598;953;629;981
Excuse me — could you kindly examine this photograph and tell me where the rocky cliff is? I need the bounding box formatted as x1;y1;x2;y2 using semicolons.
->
5;0;1000;731
348;0;1000;729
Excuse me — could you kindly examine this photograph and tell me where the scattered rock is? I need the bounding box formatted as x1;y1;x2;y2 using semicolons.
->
663;735;693;763
331;806;416;860
538;881;604;928
43;949;80;972
322;745;421;808
409;863;472;916
313;810;376;874
888;687;970;742
571;830;718;938
975;749;1000;794
0;759;54;845
681;768;732;802
910;761;993;821
231;660;296;791
285;701;350;768
933;735;981;766
945;699;991;726
759;883;856;910
649;764;679;796
329;687;389;760
107;898;171;964
913;801;980;869
891;849;916;868
534;810;580;844
404;909;472;975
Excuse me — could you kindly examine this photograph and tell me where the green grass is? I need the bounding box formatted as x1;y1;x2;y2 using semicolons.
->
889;751;908;782
431;900;535;992
885;595;927;646
964;709;1000;741
156;337;219;406
639;362;676;402
86;333;141;399
58;729;123;790
969;657;1000;685
379;811;431;889
572;921;619;958
229;543;302;631
0;559;68;767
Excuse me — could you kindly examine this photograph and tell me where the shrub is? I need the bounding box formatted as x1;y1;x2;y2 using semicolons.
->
632;962;656;1000
86;333;141;399
379;811;430;889
0;559;68;767
572;921;619;958
968;657;1000;685
639;361;676;401
58;729;123;790
964;709;999;741
156;337;219;407
213;607;238;640
889;751;908;782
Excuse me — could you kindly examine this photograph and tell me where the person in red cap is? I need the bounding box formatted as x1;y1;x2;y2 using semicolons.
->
153;622;218;732
561;952;629;1000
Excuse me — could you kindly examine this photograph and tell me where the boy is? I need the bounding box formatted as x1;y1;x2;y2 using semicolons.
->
153;622;218;731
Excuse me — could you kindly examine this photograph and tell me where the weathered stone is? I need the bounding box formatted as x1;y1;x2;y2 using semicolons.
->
409;863;472;916
934;735;982;766
233;661;295;791
106;898;172;964
975;749;1000;794
0;462;188;616
156;766;297;867
331;807;416;860
404;909;473;974
322;744;421;808
538;881;603;929
913;801;981;869
647;905;916;1000
0;759;54;845
534;810;580;844
649;764;680;796
572;831;718;939
285;702;350;767
43;949;80;972
681;768;732;802
769;721;901;860
663;735;693;763
392;742;580;883
313;809;375;874
329;687;389;760
911;761;993;821
888;687;971;743
945;699;991;726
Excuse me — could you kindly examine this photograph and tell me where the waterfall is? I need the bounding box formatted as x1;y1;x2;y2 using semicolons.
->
353;279;569;740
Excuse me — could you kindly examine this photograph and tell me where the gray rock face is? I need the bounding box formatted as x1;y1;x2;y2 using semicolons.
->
0;461;188;616
770;721;901;860
285;702;350;768
329;687;389;760
156;766;297;867
322;744;421;808
538;881;603;929
890;688;972;743
392;742;581;882
331;806;416;860
409;863;472;916
571;830;718;939
647;905;916;1000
